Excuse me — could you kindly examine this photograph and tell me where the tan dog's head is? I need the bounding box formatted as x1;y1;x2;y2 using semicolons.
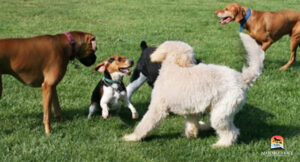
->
69;31;98;66
94;55;133;80
150;41;196;67
215;3;247;24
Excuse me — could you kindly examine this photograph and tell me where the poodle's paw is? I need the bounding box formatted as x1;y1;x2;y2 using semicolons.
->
132;112;139;119
123;133;141;142
211;141;232;148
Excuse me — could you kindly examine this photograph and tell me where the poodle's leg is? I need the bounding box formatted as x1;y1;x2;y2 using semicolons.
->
184;115;200;138
123;101;168;141
210;93;245;147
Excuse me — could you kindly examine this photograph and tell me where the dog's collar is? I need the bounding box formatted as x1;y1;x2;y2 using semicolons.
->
103;77;122;85
239;9;251;32
103;77;125;92
64;32;76;60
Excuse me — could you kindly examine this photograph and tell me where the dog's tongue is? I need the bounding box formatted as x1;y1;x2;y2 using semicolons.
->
121;68;131;75
219;17;232;24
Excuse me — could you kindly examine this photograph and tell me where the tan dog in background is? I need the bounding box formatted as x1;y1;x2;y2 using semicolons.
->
216;3;300;70
0;31;97;134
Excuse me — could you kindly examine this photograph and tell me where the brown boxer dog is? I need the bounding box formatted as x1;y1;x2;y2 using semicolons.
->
0;31;97;134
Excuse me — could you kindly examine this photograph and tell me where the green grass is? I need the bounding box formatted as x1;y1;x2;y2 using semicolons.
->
0;0;299;161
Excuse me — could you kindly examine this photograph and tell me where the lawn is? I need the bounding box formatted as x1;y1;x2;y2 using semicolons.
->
0;0;299;161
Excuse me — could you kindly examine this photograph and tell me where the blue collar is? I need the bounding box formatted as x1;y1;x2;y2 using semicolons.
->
239;9;251;31
103;77;122;85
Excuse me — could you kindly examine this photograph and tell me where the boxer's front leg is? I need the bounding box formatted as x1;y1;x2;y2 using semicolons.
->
42;81;54;135
52;88;65;121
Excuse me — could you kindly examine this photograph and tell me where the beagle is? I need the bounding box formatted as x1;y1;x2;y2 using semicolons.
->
88;55;138;119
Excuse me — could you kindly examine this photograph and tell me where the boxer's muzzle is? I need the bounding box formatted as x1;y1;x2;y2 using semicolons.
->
79;53;97;66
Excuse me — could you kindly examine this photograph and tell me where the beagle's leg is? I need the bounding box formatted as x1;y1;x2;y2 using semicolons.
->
280;31;300;71
88;102;98;119
42;81;54;135
52;88;65;121
100;87;113;119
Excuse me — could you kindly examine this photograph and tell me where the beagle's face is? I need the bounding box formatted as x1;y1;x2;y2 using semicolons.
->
215;3;246;24
94;55;134;76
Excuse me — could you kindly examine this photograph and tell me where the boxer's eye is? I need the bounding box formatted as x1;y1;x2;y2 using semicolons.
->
118;58;122;62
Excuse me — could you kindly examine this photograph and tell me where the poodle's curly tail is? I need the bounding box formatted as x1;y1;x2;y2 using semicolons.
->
240;33;265;87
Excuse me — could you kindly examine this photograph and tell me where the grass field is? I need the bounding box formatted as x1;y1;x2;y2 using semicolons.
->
0;0;299;161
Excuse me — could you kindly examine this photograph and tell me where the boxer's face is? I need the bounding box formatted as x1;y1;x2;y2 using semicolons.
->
77;33;97;66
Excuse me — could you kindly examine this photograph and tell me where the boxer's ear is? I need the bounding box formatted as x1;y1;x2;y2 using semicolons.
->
94;61;108;72
90;36;97;51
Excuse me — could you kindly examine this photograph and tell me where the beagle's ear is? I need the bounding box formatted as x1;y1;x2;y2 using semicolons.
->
93;61;108;72
234;6;246;23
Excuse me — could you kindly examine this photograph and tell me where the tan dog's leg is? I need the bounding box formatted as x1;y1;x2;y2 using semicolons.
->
261;40;273;51
280;35;299;71
0;75;2;99
42;81;53;135
52;88;65;121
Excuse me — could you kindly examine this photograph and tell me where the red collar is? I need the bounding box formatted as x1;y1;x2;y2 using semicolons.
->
64;32;76;60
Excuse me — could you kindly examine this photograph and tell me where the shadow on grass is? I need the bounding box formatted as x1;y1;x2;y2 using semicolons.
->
121;103;300;143
10;101;150;129
7;101;299;144
236;104;300;144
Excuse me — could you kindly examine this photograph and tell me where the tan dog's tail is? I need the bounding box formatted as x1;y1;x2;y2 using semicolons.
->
240;33;265;87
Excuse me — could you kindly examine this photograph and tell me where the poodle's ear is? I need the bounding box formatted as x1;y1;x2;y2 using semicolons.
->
93;61;109;72
175;54;195;67
234;6;246;23
150;48;167;63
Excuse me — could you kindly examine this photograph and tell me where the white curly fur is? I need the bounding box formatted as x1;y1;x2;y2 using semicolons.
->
123;33;264;147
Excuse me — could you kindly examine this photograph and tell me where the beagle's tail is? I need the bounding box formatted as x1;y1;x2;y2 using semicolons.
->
240;33;265;87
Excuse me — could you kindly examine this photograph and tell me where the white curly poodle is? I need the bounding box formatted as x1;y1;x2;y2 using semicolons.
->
123;33;264;147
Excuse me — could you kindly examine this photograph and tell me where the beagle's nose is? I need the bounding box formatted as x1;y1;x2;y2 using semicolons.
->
129;60;134;65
